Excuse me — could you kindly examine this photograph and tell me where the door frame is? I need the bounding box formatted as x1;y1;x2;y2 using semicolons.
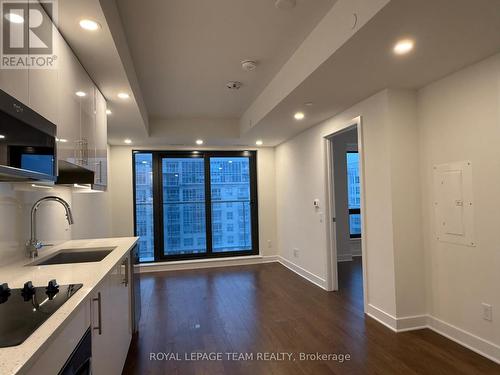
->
324;116;368;309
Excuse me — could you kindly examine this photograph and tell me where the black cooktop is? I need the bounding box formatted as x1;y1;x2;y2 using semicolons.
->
0;281;82;348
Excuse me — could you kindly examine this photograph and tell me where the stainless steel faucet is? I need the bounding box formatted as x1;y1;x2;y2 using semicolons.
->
26;196;74;259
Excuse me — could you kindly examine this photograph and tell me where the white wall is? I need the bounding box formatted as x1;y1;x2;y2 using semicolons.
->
419;53;500;350
276;90;401;316
109;146;278;256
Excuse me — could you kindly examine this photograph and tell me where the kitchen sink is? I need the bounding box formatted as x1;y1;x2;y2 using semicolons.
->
29;247;116;266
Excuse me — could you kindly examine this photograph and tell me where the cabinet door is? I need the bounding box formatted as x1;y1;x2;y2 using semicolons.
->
109;256;132;373
27;2;58;124
90;276;111;375
57;35;80;164
0;67;28;105
0;11;28;104
94;89;108;187
76;65;95;170
91;258;131;375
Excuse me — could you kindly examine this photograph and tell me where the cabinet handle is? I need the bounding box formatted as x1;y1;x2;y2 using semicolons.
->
92;292;102;335
122;258;129;286
95;161;102;183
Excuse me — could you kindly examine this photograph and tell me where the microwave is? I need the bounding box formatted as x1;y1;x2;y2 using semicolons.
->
0;89;57;181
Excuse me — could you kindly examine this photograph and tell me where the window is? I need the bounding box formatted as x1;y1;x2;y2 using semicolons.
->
346;152;361;238
133;151;259;262
133;154;155;262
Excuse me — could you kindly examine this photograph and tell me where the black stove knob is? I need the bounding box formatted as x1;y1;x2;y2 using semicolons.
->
0;283;10;295
21;281;36;301
46;279;59;293
0;283;10;304
46;279;59;300
22;281;35;295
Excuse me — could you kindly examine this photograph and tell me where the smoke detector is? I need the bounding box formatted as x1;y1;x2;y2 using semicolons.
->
275;0;296;10
226;81;242;90
241;60;257;71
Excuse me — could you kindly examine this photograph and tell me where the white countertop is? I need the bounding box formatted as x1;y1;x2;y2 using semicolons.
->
0;237;138;375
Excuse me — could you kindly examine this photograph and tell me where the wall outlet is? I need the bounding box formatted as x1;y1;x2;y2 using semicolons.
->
293;248;299;258
267;240;272;249
482;303;493;322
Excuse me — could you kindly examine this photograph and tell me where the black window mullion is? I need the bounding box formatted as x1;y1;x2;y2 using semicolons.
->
204;154;213;255
153;152;163;261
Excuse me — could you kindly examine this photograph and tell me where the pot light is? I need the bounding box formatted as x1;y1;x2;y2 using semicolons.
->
256;140;263;146
56;138;68;143
75;91;86;97
0;135;5;139
5;12;24;24
106;109;112;115
124;139;132;144
294;112;305;120
196;139;204;145
79;19;100;31
117;92;130;100
393;39;414;55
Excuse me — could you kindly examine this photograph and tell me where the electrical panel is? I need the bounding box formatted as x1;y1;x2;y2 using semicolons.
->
433;161;475;246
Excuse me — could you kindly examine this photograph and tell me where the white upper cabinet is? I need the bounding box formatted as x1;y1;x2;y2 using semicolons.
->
94;89;108;187
76;61;96;171
27;2;59;125
0;4;28;104
56;30;81;164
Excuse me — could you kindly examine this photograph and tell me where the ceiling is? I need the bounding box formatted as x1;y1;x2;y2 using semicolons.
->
116;0;335;119
244;0;500;145
53;0;500;147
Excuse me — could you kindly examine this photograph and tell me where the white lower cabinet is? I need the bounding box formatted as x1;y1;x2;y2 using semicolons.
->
25;300;91;375
91;255;132;375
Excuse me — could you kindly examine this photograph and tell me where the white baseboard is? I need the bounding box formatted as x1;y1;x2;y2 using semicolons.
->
396;314;428;332
277;256;328;290
366;304;398;331
365;305;500;364
427;316;500;365
139;255;279;273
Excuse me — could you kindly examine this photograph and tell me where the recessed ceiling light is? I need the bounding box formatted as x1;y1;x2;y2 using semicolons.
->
5;12;24;24
75;91;86;97
0;135;5;139
56;138;68;143
124;139;132;144
106;109;112;115
196;139;204;145
256;140;263;146
117;92;130;100
393;39;414;55
79;19;100;31
294;112;305;120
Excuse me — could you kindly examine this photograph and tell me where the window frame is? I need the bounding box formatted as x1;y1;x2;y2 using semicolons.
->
346;151;361;239
133;150;259;262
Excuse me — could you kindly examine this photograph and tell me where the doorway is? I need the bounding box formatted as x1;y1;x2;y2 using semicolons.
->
325;118;367;309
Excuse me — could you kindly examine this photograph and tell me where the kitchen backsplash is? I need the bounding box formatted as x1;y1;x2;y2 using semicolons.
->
0;183;112;266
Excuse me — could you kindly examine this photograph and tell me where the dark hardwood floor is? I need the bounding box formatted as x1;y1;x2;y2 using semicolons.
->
122;259;500;374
